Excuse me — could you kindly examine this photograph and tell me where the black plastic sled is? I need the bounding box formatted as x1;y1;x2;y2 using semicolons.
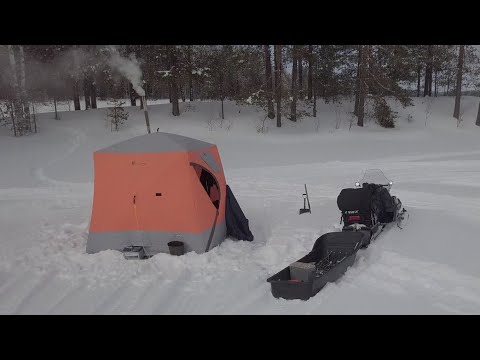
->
267;231;369;301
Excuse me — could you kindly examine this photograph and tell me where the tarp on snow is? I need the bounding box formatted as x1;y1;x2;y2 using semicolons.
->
225;185;254;242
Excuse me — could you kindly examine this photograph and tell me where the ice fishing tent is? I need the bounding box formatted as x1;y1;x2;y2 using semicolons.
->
87;132;252;256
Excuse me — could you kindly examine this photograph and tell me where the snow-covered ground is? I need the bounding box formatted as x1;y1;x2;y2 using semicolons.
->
25;97;172;114
1;96;480;314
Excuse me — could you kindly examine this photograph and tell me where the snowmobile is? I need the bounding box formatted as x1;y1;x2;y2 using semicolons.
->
338;169;408;246
267;169;407;300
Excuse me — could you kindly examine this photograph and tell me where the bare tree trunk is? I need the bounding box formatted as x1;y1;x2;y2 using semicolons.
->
7;45;21;117
453;45;465;120
366;45;372;96
18;46;26;93
188;46;193;101
313;84;317;117
424;46;433;97
71;45;82;111
446;76;451;96
298;56;303;99
90;80;97;109
83;76;91;109
73;80;81;110
357;45;367;127
476;99;480;126
428;73;432;97
430;45;436;97
32;103;37;133
307;45;313;101
417;66;421;97
274;45;282;128
264;45;275;119
423;66;429;97
221;98;224;120
10;102;17;137
141;96;151;133
140;82;145;109
8;45;19;93
290;45;298;122
168;45;180;116
128;82;136;106
18;46;30;122
54;96;59;120
219;64;225;120
7;45;27;135
434;68;438;97
181;84;186;102
354;45;361;116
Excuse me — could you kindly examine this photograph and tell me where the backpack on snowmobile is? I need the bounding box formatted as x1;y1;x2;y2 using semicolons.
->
337;169;402;231
367;183;398;223
337;186;377;229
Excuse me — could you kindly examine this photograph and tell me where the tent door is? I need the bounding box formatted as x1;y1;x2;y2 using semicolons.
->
190;162;221;251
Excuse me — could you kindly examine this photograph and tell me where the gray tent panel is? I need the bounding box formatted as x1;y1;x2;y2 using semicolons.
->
200;151;220;172
87;220;226;255
97;132;215;153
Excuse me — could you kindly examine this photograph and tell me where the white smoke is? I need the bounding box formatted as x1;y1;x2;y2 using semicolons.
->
107;45;145;97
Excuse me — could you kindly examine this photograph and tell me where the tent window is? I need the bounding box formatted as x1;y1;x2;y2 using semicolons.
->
192;164;220;209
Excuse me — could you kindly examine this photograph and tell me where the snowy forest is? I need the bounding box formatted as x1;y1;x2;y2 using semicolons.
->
1;45;480;136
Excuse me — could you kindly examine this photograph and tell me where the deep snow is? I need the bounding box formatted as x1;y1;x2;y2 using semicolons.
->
1;96;480;314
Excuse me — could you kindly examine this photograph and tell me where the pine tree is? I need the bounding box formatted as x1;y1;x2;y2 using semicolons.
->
106;99;129;131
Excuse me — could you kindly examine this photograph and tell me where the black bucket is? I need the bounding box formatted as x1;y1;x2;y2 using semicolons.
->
168;241;185;256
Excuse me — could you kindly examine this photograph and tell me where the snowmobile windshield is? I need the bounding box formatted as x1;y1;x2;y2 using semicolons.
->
358;169;392;188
